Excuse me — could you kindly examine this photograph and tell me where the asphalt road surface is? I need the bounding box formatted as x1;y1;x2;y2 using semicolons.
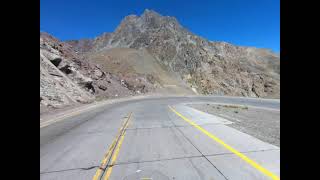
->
40;96;280;180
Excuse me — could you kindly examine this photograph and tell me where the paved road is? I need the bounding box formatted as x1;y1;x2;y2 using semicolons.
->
40;96;280;180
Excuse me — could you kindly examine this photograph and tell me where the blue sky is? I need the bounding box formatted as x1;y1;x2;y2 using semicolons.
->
40;0;279;52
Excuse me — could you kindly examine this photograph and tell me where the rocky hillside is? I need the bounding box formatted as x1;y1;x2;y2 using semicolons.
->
85;47;195;95
68;9;280;98
40;32;155;112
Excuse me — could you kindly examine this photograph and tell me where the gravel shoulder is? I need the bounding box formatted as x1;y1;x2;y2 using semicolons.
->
188;103;280;147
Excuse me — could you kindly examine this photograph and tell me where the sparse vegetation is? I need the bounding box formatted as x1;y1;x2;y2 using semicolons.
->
222;104;248;110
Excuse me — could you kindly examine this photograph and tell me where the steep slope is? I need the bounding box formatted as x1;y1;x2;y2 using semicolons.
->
76;9;279;98
40;32;141;112
86;47;195;95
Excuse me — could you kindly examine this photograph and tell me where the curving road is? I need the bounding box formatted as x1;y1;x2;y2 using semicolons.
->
40;96;280;180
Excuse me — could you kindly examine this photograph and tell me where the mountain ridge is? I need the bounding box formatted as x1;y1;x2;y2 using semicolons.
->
67;9;279;98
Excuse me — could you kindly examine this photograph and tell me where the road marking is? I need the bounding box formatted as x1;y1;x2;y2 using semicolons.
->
92;125;123;180
168;105;280;180
104;119;130;180
92;112;132;180
40;105;100;128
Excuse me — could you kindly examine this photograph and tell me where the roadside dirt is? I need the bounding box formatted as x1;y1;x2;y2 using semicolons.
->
188;103;280;147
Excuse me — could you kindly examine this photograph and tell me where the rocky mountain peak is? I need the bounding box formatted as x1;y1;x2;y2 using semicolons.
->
142;9;160;16
65;9;280;98
141;9;162;20
116;9;181;32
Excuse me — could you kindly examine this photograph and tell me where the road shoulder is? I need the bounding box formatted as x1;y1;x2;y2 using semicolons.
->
187;103;280;147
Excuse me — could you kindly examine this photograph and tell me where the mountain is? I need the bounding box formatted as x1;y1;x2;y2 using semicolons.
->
67;9;280;98
41;9;280;111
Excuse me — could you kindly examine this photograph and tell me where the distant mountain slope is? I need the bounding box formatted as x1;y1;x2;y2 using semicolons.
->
67;9;279;98
86;47;195;95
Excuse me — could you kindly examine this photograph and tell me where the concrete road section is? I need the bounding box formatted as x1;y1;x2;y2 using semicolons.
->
40;96;280;180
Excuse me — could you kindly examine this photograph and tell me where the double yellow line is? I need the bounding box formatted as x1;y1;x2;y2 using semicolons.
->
92;112;132;180
168;106;280;180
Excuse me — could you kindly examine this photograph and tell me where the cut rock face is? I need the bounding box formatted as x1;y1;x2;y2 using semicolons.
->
40;50;93;108
40;33;138;111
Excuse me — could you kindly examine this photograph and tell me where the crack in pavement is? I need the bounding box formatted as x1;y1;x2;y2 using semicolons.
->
64;129;119;136
166;110;229;180
204;148;279;157
39;148;279;175
126;126;173;131
113;155;204;166
40;165;99;174
125;122;225;131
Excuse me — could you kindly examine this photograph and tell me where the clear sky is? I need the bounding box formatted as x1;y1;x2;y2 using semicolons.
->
40;0;280;52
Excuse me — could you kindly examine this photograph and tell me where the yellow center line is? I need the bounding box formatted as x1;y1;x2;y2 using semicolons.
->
92;112;132;180
168;105;280;180
103;119;130;180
